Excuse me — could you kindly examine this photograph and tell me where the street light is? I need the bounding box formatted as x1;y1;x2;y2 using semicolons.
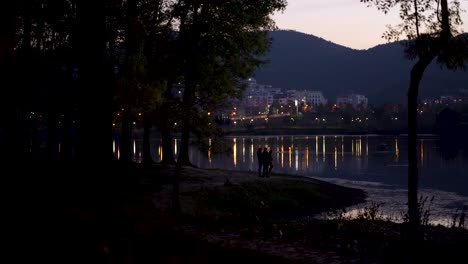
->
294;99;298;118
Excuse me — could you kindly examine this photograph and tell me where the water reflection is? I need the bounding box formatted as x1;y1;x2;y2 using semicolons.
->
281;141;284;168
208;138;212;163
322;136;326;162
233;138;237;168
112;135;468;226
395;137;399;162
242;138;245;163
334;145;338;171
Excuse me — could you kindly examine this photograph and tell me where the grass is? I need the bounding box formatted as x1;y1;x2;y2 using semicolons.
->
183;181;323;224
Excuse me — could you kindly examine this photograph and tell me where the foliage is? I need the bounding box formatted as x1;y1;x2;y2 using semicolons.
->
450;206;467;229
189;182;319;223
173;0;287;161
361;0;467;69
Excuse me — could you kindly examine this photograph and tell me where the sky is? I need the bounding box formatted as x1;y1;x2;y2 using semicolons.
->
272;0;468;50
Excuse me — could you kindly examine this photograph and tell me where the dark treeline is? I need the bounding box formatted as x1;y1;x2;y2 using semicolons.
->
0;0;287;167
0;2;287;262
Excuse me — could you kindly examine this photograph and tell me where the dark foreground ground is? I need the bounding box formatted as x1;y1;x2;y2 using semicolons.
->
3;161;467;264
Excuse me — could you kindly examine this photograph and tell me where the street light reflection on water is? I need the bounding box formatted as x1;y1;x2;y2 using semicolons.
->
112;135;468;228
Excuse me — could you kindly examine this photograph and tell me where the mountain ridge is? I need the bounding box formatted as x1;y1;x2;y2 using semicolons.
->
254;30;468;104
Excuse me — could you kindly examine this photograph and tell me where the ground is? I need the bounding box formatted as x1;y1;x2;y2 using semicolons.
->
5;162;467;263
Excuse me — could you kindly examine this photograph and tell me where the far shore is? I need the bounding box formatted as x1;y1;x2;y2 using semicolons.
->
126;126;441;138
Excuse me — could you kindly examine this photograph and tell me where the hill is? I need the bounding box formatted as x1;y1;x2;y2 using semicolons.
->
254;30;468;104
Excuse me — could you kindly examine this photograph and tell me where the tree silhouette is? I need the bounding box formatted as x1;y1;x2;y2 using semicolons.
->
362;0;467;239
0;1;19;162
75;0;112;163
174;0;287;166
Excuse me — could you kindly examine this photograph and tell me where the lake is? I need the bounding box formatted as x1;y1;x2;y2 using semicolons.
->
115;134;468;227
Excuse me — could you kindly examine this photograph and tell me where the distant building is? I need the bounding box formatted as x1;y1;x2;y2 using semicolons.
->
349;94;368;108
292;90;327;106
242;78;274;108
336;94;368;109
336;96;352;107
240;78;330;114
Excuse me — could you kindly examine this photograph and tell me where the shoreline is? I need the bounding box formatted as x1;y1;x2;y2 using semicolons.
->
149;165;368;219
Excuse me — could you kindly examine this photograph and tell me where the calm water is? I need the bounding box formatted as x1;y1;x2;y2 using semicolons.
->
116;135;468;226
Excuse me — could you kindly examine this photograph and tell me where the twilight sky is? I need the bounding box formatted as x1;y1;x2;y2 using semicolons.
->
272;0;468;50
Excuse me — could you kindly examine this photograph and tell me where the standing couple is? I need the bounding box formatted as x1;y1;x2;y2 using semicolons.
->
257;146;273;177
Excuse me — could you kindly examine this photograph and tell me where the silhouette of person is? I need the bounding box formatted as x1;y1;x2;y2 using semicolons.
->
268;148;273;173
256;146;263;177
262;147;270;177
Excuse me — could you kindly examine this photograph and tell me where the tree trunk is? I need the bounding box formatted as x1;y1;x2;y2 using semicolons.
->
407;0;451;240
61;107;74;161
119;0;138;164
120;110;132;163
407;54;435;239
77;0;112;164
31;115;41;160
175;3;200;167
0;2;16;162
161;123;176;165
142;113;153;165
177;82;193;166
47;110;58;161
159;81;176;165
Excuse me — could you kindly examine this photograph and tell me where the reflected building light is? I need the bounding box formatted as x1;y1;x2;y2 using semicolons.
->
276;144;280;165
289;146;292;168
233;138;237;167
315;136;319;162
250;142;254;164
113;140;115;153
133;140;136;155
306;145;309;169
117;147;120;160
341;140;344;160
366;138;369;156
281;144;284;168
208;138;212;162
420;140;424;166
295;148;299;171
315;136;319;155
360;138;363;157
158;145;162;161
352;139;355;156
174;139;178;156
322;136;326;162
334;145;338;170
242;138;245;163
358;137;362;158
395;137;400;162
58;143;61;153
